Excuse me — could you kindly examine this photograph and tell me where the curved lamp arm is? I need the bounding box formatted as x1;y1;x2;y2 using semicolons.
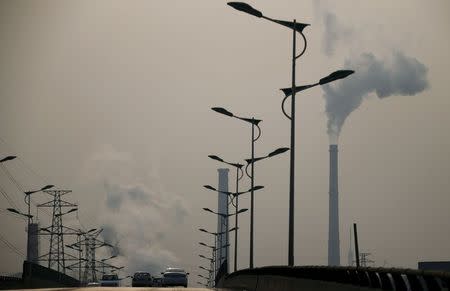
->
281;96;292;120
296;31;308;59
282;31;308;120
253;123;262;142
245;163;252;178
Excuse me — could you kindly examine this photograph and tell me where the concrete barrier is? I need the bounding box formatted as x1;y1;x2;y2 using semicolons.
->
217;265;450;290
22;261;79;288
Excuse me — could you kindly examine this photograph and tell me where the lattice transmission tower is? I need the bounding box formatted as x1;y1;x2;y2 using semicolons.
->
37;189;77;273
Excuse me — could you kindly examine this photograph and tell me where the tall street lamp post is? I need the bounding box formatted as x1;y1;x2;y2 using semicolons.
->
10;184;54;261
228;1;354;266
208;155;244;272
24;185;54;260
211;107;261;268
198;240;230;281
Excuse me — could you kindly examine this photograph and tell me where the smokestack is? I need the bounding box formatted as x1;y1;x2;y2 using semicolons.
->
217;168;229;274
328;144;340;266
27;223;39;263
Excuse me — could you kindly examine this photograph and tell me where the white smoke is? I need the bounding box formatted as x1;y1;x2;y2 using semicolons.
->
323;52;429;143
322;12;353;56
313;1;430;143
80;144;190;274
314;0;353;56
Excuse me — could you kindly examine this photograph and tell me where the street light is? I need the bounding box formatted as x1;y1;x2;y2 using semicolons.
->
228;2;354;266
24;184;54;229
199;242;230;251
244;147;290;165
203;207;248;218
7;208;33;219
203;185;264;197
208;154;245;272
199;254;213;262
198;225;235;278
0;156;16;163
199;266;211;272
211;106;262;269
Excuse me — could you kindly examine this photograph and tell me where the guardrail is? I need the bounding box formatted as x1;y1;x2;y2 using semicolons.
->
217;265;450;290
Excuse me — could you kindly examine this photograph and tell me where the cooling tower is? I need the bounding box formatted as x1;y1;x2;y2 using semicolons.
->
217;168;229;274
328;144;340;266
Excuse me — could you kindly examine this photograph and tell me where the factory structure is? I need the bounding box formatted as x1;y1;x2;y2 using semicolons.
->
216;168;230;274
328;144;340;266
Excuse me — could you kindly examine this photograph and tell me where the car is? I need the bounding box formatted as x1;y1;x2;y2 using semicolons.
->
99;274;120;287
132;271;153;287
161;267;189;288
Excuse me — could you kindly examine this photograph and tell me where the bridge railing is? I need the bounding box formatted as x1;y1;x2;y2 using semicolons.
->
217;265;450;290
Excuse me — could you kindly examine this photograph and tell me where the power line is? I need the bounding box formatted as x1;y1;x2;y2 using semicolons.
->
0;184;20;209
0;136;51;185
0;166;52;218
1;164;25;193
0;232;25;258
0;209;27;221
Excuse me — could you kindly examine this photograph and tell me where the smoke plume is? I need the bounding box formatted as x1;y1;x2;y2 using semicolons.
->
81;144;190;274
322;12;352;56
323;51;429;143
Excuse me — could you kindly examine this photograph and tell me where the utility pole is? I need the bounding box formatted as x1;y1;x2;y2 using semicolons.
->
359;252;374;267
37;190;77;273
77;229;115;283
353;223;360;268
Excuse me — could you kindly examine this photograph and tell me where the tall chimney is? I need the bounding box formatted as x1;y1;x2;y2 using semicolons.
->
27;223;39;263
217;168;229;274
328;144;340;266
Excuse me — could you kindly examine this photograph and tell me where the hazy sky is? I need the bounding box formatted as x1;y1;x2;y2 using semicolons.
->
1;0;449;286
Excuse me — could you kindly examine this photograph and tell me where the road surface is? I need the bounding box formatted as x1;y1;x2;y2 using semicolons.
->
8;288;235;291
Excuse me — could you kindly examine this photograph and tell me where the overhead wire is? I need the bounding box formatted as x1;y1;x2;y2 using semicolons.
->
0;232;25;258
0;184;20;210
0;164;52;219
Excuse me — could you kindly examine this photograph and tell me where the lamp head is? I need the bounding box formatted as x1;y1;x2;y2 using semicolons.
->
268;147;290;157
319;70;354;85
7;208;20;214
203;185;216;191
227;2;263;18
251;185;264;191
0;156;17;163
41;185;54;191
208;155;224;162
211;107;234;117
238;208;249;214
203;207;214;214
